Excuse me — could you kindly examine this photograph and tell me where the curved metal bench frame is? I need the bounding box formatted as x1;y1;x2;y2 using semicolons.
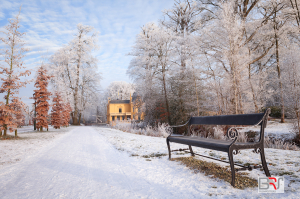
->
166;108;271;187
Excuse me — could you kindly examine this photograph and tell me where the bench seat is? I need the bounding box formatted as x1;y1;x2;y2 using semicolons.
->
168;136;232;152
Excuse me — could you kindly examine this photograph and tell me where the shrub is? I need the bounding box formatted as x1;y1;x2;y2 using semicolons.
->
111;120;171;138
264;136;299;151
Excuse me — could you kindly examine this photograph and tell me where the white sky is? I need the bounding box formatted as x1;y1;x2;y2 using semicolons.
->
0;0;175;106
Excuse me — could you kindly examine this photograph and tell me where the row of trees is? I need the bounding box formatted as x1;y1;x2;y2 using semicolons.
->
128;0;300;129
0;9;99;136
32;66;72;131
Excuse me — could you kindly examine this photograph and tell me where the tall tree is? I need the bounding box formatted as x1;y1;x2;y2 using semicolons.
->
162;0;203;121
33;65;51;131
49;24;100;125
0;8;30;136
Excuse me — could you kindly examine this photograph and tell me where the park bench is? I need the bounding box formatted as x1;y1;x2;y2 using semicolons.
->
166;108;271;187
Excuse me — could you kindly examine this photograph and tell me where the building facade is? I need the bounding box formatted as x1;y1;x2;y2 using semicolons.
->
106;94;143;123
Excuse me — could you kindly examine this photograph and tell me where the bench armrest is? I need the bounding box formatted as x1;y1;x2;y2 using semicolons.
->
169;118;191;136
170;118;190;128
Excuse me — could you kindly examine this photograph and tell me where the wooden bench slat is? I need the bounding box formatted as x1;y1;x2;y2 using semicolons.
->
189;113;265;126
168;136;232;152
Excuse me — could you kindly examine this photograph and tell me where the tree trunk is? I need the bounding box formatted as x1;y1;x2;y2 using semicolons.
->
73;33;82;125
248;64;259;112
233;70;238;114
162;67;171;124
274;26;285;123
15;129;17;137
3;125;7;137
78;113;81;125
192;65;200;116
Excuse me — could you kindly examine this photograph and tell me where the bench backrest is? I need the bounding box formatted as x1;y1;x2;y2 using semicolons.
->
188;108;270;142
189;112;265;126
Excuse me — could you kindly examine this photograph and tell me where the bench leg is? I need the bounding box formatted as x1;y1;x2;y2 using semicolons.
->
228;149;235;187
167;139;171;159
260;148;271;177
189;145;195;156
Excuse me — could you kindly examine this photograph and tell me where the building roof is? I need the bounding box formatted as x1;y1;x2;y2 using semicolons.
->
110;100;130;104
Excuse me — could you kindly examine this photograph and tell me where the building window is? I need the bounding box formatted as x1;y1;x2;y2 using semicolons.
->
119;108;122;113
112;116;115;121
122;116;125;120
117;116;120;120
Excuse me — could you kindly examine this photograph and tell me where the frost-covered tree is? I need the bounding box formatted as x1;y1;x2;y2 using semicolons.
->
128;23;176;124
162;0;204;120
0;9;30;136
49;24;101;125
128;0;300;130
106;81;135;100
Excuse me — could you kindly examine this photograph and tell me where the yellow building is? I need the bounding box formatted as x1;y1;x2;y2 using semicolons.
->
106;94;143;123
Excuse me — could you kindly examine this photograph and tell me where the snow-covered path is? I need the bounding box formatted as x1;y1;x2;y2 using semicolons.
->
0;126;206;198
1;126;298;198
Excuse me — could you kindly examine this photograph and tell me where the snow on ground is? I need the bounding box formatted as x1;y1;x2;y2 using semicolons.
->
14;125;56;134
97;127;300;198
0;126;75;167
0;126;299;198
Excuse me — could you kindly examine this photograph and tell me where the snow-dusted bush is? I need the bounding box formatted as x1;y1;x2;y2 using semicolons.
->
157;123;172;138
213;126;226;140
237;131;248;143
111;120;171;138
264;136;299;151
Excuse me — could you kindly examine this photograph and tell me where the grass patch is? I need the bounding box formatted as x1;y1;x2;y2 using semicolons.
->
209;152;216;157
278;171;294;176
269;163;277;166
175;152;186;155
286;162;294;164
243;163;251;167
142;153;167;159
0;135;20;140
171;157;258;189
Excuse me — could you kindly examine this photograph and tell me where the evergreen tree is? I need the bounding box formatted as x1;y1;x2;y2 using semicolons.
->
51;92;63;129
33;65;51;131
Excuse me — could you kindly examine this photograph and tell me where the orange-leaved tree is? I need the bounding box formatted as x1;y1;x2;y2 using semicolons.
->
0;9;30;137
62;102;72;127
51;92;63;129
12;98;26;136
33;65;51;131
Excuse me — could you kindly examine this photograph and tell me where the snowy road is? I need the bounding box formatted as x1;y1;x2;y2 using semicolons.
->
1;126;297;199
0;127;207;199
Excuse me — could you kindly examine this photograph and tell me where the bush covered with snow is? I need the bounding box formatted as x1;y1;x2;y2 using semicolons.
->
111;120;171;138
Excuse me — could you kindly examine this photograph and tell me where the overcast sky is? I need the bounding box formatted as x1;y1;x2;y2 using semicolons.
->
0;0;175;106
